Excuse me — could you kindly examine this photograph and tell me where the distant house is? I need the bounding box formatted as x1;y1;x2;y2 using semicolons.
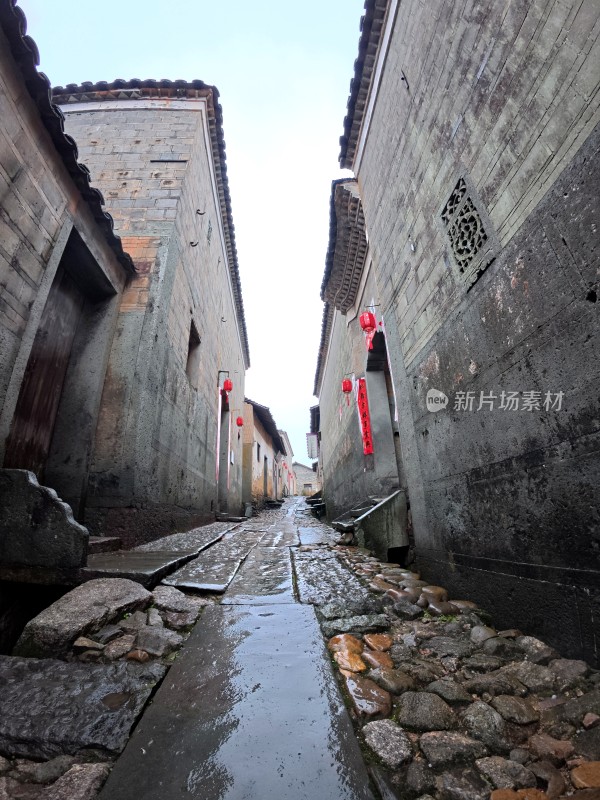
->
293;462;320;497
277;430;296;497
241;400;286;507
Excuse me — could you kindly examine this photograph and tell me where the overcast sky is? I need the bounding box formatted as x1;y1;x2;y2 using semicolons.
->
17;0;364;464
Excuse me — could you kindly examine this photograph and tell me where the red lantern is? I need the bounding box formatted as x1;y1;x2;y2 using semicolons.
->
342;378;353;406
283;462;287;470
223;378;233;393
359;311;376;332
236;416;243;427
359;311;377;350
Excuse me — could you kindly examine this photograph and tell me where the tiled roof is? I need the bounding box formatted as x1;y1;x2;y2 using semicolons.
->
245;398;285;455
321;179;368;314
51;79;250;369
313;301;334;397
278;429;294;459
0;1;134;273
339;0;390;170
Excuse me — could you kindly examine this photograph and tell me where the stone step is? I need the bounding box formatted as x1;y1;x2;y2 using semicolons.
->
333;520;355;532
97;604;374;800
80;550;198;588
350;505;375;518
87;536;122;555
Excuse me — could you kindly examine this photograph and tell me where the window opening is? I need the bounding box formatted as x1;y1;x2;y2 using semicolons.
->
186;320;201;383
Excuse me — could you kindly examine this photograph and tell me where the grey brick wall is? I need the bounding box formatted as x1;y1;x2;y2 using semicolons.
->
61;99;247;541
350;0;600;661
0;30;128;518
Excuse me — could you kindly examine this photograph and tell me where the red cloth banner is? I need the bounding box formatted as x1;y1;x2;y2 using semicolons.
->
356;378;374;455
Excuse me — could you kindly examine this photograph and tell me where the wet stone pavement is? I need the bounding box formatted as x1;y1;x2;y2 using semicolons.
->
1;498;599;800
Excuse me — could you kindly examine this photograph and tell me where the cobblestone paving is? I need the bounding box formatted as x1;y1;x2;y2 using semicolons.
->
4;499;599;800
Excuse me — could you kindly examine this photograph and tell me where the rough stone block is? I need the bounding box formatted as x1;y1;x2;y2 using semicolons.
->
0;469;88;569
0;656;165;758
13;578;151;658
43;763;111;799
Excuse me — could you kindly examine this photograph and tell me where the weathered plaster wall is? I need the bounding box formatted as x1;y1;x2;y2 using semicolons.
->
354;0;600;661
60;99;247;542
242;403;278;505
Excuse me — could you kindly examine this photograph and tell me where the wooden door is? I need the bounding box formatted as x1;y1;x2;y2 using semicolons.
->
4;266;85;478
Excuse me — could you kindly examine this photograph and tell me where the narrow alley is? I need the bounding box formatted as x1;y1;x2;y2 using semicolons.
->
98;498;374;800
2;498;598;799
0;0;599;798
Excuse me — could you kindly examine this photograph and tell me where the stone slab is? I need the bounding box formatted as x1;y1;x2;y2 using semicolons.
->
298;526;338;546
0;656;165;758
257;528;300;547
222;546;295;604
293;549;372;606
13;577;151;657
134;522;234;553
162;529;265;592
162;557;244;592
88;536;122;554
98;604;374;800
81;550;198;587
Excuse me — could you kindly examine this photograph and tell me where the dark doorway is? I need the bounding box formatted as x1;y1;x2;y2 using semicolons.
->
217;391;231;513
263;455;268;498
365;330;409;562
4;265;85;479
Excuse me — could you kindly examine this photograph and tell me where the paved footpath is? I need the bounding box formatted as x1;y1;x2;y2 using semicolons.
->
5;498;599;799
99;499;375;800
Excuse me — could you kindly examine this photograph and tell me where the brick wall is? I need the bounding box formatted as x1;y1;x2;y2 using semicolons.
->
0;39;125;418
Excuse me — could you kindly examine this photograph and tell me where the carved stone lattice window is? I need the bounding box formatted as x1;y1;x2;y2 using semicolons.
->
441;177;495;286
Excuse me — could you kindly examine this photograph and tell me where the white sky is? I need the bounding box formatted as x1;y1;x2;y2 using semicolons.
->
17;0;364;465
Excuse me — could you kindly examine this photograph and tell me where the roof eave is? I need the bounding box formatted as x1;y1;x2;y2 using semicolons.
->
339;0;390;170
0;1;134;275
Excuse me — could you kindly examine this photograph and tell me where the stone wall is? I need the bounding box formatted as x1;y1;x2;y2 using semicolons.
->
349;0;599;662
0;20;129;520
59;97;248;541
